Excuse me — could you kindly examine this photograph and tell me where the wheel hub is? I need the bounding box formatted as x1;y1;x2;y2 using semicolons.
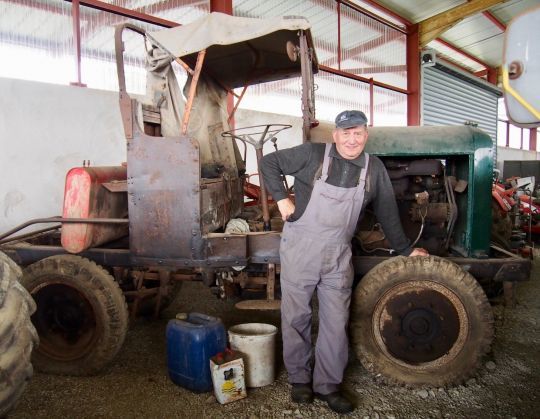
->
32;280;97;361
402;308;440;342
374;281;467;365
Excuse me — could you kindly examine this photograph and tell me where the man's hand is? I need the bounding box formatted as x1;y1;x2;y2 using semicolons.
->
277;198;295;221
409;248;429;257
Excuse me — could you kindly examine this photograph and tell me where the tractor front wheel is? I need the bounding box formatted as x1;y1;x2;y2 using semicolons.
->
21;255;129;375
350;256;494;387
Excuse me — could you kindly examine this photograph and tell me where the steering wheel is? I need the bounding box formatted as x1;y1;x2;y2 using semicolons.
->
221;124;292;150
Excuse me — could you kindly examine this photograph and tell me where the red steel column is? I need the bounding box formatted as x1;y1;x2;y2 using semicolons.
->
487;67;497;85
369;78;374;126
70;0;86;87
337;0;341;70
406;24;420;126
530;128;537;151
210;0;232;14
210;0;234;125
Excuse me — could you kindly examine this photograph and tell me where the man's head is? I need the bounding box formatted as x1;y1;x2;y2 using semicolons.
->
332;110;369;160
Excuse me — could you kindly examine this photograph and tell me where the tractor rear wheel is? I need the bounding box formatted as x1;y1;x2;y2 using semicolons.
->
21;255;129;375
350;256;494;387
0;252;38;417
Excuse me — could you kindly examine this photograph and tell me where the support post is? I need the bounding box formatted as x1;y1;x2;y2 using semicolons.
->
369;78;374;126
487;67;498;85
70;0;86;87
530;128;537;151
181;50;206;135
337;0;341;70
210;0;232;14
406;24;420;126
210;0;234;127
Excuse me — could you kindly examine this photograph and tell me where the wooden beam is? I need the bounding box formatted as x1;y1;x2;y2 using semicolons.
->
419;0;506;46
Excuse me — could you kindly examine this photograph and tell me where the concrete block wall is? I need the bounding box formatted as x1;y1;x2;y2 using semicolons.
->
496;146;540;177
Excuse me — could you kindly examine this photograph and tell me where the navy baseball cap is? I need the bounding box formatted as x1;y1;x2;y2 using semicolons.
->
335;110;368;129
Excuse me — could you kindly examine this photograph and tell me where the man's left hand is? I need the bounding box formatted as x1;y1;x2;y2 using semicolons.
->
409;248;429;257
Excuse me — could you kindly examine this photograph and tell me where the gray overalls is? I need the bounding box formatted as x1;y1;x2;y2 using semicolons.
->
280;143;370;395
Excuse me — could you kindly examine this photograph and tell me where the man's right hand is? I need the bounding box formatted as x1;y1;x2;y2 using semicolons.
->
277;198;295;221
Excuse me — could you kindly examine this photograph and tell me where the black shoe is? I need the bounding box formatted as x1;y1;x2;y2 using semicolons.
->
291;383;313;403
314;391;354;414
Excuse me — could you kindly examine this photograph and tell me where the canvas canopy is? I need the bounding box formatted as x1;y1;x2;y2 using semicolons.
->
147;12;317;88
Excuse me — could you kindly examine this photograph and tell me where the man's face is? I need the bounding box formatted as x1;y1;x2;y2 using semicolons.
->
332;125;369;160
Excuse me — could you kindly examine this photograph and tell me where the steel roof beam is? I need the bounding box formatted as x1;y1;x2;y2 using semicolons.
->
352;0;412;27
435;38;491;70
482;10;506;32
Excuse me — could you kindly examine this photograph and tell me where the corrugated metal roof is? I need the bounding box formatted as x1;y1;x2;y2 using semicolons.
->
373;0;540;72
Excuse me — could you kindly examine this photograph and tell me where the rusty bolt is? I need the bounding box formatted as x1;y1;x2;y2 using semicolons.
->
508;61;523;80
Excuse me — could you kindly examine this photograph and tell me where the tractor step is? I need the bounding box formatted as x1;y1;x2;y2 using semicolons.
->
235;300;281;310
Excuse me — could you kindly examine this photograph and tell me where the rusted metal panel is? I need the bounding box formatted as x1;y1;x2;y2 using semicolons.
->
200;176;244;233
61;166;128;253
206;233;247;260
127;118;201;260
377;281;464;364
247;232;281;263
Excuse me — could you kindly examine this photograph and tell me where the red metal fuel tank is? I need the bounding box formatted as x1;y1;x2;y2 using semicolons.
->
61;166;128;253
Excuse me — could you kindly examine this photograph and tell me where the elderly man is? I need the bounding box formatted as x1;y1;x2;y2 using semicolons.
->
260;110;428;414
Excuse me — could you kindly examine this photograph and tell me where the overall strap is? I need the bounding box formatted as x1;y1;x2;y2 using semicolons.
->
320;143;332;181
358;153;370;187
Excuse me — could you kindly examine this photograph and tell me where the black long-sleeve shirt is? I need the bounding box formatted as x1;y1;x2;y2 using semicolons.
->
260;142;412;256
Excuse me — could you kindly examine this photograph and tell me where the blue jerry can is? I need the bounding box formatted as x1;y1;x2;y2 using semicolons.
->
166;312;227;392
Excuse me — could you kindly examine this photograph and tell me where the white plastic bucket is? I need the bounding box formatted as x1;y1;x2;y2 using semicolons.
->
228;323;278;388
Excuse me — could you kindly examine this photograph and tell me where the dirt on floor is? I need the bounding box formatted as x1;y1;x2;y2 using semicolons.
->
10;252;540;419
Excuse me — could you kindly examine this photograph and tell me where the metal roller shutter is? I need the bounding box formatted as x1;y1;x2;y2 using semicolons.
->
422;61;502;151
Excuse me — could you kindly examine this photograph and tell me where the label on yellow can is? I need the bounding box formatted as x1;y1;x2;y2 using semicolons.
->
210;356;247;404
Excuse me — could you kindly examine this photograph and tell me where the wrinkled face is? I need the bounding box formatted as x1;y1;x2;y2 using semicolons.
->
332;125;369;160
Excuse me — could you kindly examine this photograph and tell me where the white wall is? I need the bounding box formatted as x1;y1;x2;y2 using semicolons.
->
0;78;126;233
232;109;304;177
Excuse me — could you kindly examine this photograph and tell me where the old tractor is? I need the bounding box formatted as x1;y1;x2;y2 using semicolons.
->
0;12;531;386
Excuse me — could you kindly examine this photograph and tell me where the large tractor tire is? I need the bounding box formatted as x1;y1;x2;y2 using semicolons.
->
21;255;129;376
350;256;494;387
0;252;38;417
